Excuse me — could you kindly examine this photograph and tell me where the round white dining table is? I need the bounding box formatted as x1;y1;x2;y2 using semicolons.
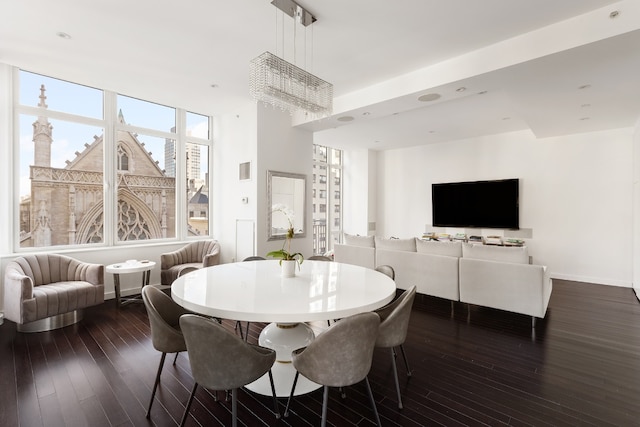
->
171;259;396;396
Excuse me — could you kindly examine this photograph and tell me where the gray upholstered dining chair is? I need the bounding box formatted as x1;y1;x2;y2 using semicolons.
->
284;312;382;427
373;285;416;409
308;255;332;261
179;314;280;427
375;264;395;280
141;286;190;418
236;256;266;341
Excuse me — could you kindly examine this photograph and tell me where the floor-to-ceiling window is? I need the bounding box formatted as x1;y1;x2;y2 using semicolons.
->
15;69;212;250
312;144;342;255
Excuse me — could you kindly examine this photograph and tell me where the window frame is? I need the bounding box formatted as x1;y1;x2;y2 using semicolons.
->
12;68;213;253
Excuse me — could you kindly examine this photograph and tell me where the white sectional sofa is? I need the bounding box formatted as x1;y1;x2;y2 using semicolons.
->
459;244;552;326
334;235;552;325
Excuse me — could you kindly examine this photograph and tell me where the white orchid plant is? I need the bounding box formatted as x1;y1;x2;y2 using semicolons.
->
267;204;304;267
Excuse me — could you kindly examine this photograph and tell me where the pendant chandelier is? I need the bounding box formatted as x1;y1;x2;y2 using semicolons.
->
249;0;333;119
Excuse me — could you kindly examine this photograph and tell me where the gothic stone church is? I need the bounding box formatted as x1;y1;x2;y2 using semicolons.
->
20;85;176;247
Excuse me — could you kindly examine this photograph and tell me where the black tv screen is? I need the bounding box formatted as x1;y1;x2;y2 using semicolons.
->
432;179;519;229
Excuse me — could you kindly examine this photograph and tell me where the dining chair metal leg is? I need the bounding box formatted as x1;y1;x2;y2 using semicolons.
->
321;385;330;427
284;371;300;417
173;352;179;365
244;322;250;341
146;352;167;418
389;347;403;409
235;320;244;340
180;383;198;427
365;376;382;427
268;370;281;418
231;388;238;427
399;344;412;376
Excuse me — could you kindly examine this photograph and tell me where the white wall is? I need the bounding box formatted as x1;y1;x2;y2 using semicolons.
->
213;104;258;263
373;128;634;287
343;149;375;236
633;116;640;297
255;105;314;258
213;103;314;262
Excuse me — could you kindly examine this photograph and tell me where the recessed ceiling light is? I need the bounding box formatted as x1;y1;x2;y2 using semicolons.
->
579;84;591;90
610;10;620;19
418;93;441;102
56;32;71;39
337;116;354;122
502;117;511;121
478;91;488;95
456;87;466;92
362;112;370;116
210;84;219;88
581;103;591;108
580;117;590;121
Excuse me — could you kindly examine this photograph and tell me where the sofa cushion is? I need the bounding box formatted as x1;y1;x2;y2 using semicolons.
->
344;233;375;248
415;239;462;257
374;237;416;252
462;243;529;264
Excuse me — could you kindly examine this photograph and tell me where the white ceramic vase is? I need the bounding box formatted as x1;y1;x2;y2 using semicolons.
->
281;260;296;278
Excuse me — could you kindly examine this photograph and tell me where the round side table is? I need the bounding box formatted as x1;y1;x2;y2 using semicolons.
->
106;260;156;308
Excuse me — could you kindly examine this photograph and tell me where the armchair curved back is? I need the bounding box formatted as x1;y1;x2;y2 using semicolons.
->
179;314;276;390
375;285;416;348
8;253;104;287
160;240;220;285
142;286;189;354
291;312;380;388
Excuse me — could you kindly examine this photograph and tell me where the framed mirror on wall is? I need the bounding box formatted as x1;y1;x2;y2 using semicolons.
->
267;170;306;241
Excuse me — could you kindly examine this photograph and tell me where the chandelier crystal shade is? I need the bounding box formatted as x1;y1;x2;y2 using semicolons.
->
250;51;333;119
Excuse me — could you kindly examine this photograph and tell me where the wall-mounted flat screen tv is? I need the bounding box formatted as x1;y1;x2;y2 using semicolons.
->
432;179;519;229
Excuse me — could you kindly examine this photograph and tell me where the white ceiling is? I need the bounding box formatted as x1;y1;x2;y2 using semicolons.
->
1;0;639;151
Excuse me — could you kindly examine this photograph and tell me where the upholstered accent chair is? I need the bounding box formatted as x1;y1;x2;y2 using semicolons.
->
374;285;416;409
141;286;189;418
284;312;382;427
3;254;104;332
179;314;280;427
375;264;395;280
160;240;220;285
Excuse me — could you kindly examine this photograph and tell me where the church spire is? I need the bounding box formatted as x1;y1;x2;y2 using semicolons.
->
38;84;48;108
32;84;53;167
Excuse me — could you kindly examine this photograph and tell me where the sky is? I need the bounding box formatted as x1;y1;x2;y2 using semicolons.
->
18;70;209;197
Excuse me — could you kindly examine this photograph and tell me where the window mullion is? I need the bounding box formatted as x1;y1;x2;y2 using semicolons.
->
175;109;186;239
103;90;117;246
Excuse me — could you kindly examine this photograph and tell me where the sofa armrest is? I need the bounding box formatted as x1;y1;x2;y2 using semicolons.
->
203;251;220;268
3;267;34;323
78;263;104;286
459;258;552;318
5;269;34;302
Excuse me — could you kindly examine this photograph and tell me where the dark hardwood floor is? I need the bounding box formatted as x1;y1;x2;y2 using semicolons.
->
1;279;640;426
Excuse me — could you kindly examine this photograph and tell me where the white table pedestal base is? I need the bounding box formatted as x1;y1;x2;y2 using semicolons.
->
245;322;320;397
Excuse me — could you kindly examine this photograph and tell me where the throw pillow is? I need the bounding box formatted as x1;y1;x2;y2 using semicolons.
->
415;239;462;257
344;233;375;248
374;237;417;252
